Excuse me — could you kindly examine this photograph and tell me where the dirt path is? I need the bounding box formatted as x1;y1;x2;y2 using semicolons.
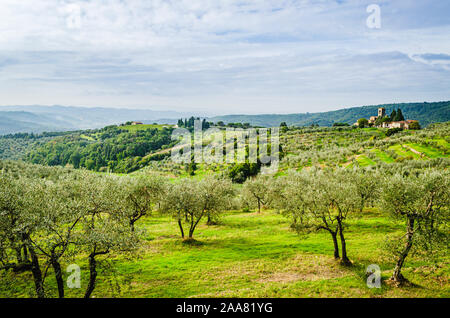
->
403;145;425;158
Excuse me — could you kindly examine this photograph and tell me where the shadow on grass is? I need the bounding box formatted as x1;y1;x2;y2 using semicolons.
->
181;238;205;247
344;259;425;295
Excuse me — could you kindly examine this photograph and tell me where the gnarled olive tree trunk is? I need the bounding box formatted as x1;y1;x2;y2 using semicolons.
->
85;248;109;298
337;218;351;266
391;217;415;283
26;240;45;298
331;231;340;260
50;254;64;298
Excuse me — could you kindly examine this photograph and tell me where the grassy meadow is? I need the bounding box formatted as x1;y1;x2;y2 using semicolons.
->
2;208;448;298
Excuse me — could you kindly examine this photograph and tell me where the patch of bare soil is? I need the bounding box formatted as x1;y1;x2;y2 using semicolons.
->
256;254;350;283
413;264;449;286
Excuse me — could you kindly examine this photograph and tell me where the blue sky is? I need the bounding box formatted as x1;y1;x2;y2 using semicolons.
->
0;0;449;115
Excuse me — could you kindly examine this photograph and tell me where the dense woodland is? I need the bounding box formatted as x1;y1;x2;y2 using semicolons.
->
0;131;75;161
25;125;175;173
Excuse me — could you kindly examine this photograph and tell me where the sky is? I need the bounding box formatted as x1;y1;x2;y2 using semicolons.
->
0;0;449;115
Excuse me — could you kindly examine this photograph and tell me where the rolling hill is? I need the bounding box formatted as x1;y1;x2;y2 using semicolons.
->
0;105;198;135
1;101;449;135
0;111;76;135
209;101;450;127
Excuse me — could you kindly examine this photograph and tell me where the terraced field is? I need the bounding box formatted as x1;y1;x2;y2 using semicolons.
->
134;123;449;177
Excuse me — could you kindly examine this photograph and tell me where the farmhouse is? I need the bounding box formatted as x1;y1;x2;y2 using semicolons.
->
382;120;419;129
368;107;386;124
368;116;378;124
131;121;143;125
354;107;419;129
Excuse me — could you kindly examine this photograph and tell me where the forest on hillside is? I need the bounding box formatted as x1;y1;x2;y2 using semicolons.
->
209;101;450;127
23;125;175;173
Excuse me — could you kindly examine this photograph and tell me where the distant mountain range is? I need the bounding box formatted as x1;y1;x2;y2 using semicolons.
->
209;101;450;128
1;101;449;135
0;105;197;135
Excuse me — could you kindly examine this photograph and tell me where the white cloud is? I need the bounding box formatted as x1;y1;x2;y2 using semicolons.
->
0;0;449;113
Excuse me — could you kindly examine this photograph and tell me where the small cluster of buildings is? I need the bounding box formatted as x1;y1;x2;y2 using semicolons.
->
355;108;419;129
380;120;419;129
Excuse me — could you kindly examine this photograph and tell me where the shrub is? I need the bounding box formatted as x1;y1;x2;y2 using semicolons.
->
386;128;403;137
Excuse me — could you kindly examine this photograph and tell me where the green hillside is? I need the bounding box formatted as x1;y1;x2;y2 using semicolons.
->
134;122;449;179
25;125;175;173
0;122;449;299
1;121;448;177
209;101;450;127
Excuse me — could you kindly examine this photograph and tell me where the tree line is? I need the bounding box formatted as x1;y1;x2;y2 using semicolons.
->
177;117;255;130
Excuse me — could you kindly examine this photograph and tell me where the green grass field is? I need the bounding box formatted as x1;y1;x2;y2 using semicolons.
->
356;155;376;167
407;143;448;159
388;145;422;159
371;149;395;163
3;209;448;298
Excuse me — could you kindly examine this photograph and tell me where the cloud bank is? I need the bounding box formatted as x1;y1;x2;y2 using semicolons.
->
0;0;449;114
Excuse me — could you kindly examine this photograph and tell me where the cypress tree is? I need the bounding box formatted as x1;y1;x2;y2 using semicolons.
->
396;109;405;121
390;110;397;122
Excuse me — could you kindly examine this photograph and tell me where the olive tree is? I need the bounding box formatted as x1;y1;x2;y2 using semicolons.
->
0;175;31;273
242;175;273;213
352;169;380;212
380;170;449;285
274;169;358;265
161;176;234;240
198;176;234;225
21;175;86;298
77;174;139;298
160;179;200;240
0;167;140;298
1;172;128;298
121;175;167;232
313;170;359;265
270;172;308;229
0;175;47;297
